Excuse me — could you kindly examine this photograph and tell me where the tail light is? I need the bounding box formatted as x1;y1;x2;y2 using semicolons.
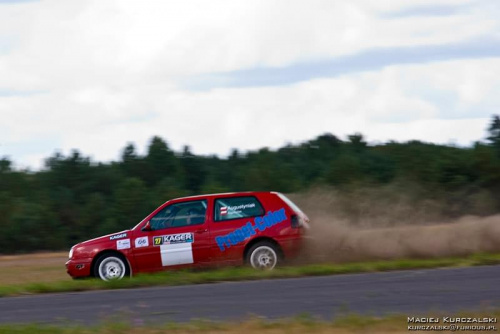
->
291;214;310;230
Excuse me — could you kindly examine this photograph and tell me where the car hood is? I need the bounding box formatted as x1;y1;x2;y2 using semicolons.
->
77;230;131;246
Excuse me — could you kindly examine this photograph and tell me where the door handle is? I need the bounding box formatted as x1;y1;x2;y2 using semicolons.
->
195;228;208;234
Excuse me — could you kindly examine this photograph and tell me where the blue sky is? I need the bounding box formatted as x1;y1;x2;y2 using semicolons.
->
0;0;498;169
187;35;500;90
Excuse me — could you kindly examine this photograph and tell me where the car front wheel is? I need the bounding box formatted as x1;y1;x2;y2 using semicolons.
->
247;242;280;270
94;255;129;281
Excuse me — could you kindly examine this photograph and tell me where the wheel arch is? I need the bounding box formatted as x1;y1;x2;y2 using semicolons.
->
90;250;132;278
243;237;284;263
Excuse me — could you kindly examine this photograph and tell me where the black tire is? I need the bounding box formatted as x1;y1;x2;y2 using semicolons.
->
94;254;130;281
246;241;280;270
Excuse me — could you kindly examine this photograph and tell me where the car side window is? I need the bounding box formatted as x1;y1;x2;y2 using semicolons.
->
150;200;207;230
214;196;264;222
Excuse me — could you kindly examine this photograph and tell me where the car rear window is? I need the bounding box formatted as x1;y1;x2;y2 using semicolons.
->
214;196;264;222
275;192;304;214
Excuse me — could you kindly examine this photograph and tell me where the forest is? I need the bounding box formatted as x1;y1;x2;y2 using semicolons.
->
0;115;499;253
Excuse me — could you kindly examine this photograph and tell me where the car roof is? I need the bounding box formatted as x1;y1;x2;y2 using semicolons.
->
171;191;275;202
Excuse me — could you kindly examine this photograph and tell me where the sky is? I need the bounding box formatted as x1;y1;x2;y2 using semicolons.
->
0;0;499;169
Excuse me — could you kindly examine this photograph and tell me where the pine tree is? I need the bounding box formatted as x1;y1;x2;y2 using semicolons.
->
487;115;500;157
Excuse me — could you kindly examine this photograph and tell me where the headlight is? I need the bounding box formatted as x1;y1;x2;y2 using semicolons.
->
69;247;74;259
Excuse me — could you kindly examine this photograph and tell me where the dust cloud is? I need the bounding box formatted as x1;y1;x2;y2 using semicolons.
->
289;188;500;263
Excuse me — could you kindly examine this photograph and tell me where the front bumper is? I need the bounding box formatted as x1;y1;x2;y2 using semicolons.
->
65;258;93;278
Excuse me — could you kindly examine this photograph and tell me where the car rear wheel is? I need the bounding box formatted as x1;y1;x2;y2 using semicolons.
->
247;242;280;270
95;255;129;281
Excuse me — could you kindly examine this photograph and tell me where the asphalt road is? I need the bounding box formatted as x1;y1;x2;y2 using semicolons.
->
0;265;499;325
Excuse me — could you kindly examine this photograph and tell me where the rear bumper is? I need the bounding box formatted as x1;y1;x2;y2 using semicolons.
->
65;258;93;278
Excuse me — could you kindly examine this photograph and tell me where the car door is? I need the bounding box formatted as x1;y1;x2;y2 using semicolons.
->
132;199;210;273
209;196;265;264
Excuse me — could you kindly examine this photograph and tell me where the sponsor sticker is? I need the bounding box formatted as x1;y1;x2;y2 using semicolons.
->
220;206;228;215
153;233;194;246
110;233;127;240
228;203;256;211
117;238;131;250
134;236;149;248
160;243;194;266
221;203;256;215
152;233;195;266
215;208;287;252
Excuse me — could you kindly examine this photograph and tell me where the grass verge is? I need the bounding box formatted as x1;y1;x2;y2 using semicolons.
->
0;310;499;333
0;252;500;298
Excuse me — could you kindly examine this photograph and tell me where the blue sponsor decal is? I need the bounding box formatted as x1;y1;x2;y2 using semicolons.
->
215;208;287;252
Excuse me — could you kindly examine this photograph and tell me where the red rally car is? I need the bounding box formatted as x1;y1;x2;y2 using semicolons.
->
66;191;310;281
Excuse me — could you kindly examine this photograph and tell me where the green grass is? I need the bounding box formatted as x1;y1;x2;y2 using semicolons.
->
1;310;499;333
0;252;500;298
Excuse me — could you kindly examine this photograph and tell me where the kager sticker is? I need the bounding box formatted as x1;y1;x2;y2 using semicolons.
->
153;233;194;246
110;233;127;240
215;208;287;251
153;233;195;267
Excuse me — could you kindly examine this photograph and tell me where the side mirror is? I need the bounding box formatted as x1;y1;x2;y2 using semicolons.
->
141;221;152;232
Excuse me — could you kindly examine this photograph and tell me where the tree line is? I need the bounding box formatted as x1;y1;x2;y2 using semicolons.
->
0;115;499;253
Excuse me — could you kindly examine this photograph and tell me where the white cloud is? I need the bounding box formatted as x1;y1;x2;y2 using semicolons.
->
0;0;498;169
1;0;498;88
3;57;495;169
368;118;489;146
